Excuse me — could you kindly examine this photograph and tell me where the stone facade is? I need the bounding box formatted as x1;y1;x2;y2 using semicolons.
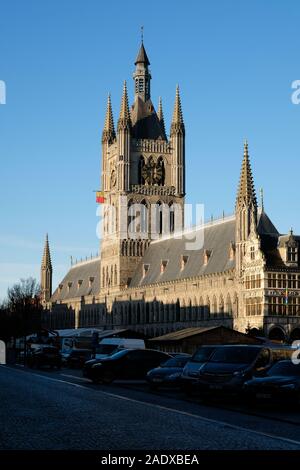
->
44;43;300;342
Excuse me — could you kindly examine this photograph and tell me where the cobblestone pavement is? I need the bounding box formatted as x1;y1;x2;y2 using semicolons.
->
1;366;300;450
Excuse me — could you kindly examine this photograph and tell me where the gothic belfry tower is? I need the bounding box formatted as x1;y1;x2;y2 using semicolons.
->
41;233;53;305
235;141;258;277
99;40;186;294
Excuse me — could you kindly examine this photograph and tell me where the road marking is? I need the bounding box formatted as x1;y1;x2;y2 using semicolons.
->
60;373;89;382
4;366;300;447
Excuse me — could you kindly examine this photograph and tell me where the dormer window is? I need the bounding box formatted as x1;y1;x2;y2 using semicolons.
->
250;246;255;261
58;284;63;293
89;276;95;288
288;246;298;263
180;255;189;270
229;242;235;261
160;260;168;274
77;280;83;289
143;264;150;278
67;282;72;292
203;250;212;266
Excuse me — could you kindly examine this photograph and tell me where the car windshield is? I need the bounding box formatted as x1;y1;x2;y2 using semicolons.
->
95;344;118;355
191;347;217;363
105;349;128;359
161;357;190;368
268;361;300;377
210;347;260;364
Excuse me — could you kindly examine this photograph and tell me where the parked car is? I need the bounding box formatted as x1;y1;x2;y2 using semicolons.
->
94;338;145;359
146;354;191;389
26;345;62;369
195;344;293;397
181;345;221;393
243;360;300;405
83;348;171;384
62;348;92;368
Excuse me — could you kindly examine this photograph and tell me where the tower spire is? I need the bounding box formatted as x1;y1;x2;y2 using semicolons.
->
102;94;116;143
118;81;131;130
171;85;185;134
41;233;52;269
236;140;257;209
133;39;151;101
157;96;166;137
41;233;52;305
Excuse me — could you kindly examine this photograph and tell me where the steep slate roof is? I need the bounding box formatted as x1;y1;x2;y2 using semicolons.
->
130;97;167;140
130;211;282;288
257;211;279;235
135;43;150;66
129;216;236;287
51;258;101;302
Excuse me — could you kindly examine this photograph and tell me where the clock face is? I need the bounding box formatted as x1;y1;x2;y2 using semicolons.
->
142;159;164;185
111;169;117;188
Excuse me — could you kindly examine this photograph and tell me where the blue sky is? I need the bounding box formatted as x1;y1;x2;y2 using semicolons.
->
0;0;300;300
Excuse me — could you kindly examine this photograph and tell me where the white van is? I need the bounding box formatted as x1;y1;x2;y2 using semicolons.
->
94;338;145;359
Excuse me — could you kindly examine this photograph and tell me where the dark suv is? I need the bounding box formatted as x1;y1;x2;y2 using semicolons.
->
83;348;171;384
26;345;62;369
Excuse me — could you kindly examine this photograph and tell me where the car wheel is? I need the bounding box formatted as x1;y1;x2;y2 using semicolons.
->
149;383;159;391
102;372;115;384
92;377;102;384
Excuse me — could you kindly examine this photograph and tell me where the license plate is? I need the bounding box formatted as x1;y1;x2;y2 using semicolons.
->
209;384;223;390
256;393;271;399
152;378;163;383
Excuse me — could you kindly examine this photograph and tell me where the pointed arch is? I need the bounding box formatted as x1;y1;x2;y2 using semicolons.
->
156;156;165;186
205;296;211;317
169;202;175;233
138;156;145;184
226;294;233;317
212;295;217;316
219;295;224;317
199;296;204;320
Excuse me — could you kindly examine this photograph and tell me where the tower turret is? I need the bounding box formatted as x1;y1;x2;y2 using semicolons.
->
117;81;131;192
41;234;52;305
170;85;185;195
235;141;258;276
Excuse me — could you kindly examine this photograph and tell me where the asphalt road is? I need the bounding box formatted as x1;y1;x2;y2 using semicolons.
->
1;365;300;450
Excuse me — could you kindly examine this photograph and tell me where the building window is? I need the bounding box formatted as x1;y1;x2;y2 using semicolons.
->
250;246;255;260
143;264;150;278
160;260;168;274
180;255;189;271
288;246;298;263
138;78;144;93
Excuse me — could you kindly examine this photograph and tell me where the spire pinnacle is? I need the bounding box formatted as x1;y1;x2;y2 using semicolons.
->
236;141;257;209
135;42;150;66
260;187;264;212
102;93;116;143
157;96;166;137
118;81;131;130
42;233;52;269
171;85;185;134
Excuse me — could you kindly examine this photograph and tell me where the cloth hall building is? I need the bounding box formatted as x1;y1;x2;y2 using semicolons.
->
40;43;300;342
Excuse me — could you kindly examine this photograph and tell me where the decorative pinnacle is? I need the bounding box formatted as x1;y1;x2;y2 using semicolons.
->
170;85;185;135
172;85;184;124
260;188;264;212
158;96;166;135
236;140;257;209
118;81;131;129
42;233;52;269
102;93;116;142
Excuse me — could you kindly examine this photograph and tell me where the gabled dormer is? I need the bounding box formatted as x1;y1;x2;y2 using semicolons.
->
278;230;299;267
